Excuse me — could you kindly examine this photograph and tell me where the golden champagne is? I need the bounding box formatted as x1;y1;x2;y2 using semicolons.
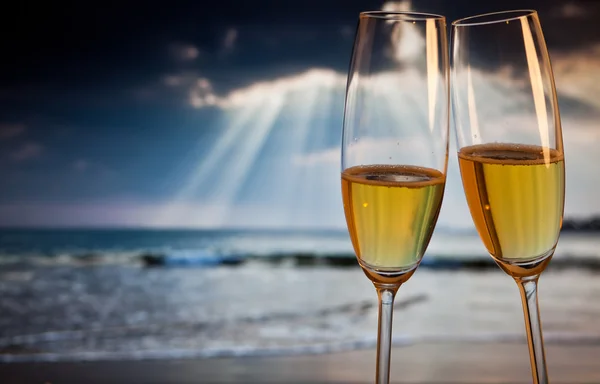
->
341;165;445;273
458;143;565;263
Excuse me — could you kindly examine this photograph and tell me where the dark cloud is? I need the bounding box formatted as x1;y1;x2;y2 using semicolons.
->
0;123;26;140
558;93;600;117
2;1;598;96
9;142;43;162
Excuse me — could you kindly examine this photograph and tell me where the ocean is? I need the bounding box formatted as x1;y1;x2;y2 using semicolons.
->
2;228;599;267
0;228;599;362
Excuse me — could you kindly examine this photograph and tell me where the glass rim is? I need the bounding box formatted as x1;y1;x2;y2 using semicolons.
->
360;11;445;21
452;9;537;27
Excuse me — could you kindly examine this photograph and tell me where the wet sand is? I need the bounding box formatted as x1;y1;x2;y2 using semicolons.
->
1;342;599;383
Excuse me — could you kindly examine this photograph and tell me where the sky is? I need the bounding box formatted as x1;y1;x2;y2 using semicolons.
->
0;0;599;229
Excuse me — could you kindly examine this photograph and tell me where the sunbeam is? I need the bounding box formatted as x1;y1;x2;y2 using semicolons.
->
286;81;341;227
263;80;323;215
208;94;286;220
160;97;285;227
154;105;263;226
153;56;593;229
158;68;448;228
158;69;346;228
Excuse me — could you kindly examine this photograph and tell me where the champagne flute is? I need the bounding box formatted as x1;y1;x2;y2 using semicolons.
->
451;10;565;384
341;11;449;384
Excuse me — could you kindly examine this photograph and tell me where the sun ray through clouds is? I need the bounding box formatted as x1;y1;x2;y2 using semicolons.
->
205;94;287;224
154;105;263;226
156;69;347;228
153;48;591;230
253;81;322;216
285;79;340;227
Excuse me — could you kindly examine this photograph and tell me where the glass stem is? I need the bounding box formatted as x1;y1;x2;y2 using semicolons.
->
515;276;548;384
375;285;399;384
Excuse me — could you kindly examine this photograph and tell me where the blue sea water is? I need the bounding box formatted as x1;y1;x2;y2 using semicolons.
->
0;228;599;362
0;228;354;264
0;228;598;266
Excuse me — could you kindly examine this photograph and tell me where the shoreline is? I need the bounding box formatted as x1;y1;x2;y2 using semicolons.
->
2;342;600;383
3;330;600;363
